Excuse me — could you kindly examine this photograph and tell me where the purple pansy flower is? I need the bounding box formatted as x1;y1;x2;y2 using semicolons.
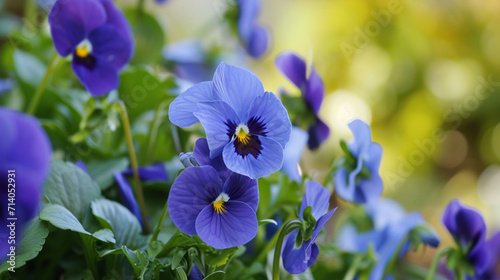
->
168;164;259;249
337;198;439;280
275;52;329;150
281;126;308;182
334;119;383;204
0;107;52;261
281;181;336;274
169;62;291;179
237;0;269;58
48;0;134;96
113;163;168;230
441;199;499;279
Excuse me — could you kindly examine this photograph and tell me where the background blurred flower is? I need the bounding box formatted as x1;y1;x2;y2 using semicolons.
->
236;0;269;58
168;165;259;249
275;52;329;150
163;39;214;84
48;0;134;96
188;263;204;280
113;163;168;230
169;62;291;179
0;107;52;261
334;119;383;204
337;198;439;280
441;199;497;279
281;126;308;182
282;181;336;274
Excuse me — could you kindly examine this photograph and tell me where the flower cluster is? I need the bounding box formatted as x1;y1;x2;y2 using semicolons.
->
169;62;291;179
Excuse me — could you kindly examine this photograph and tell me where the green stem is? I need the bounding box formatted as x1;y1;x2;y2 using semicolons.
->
272;219;303;280
114;101;151;234
137;0;145;16
28;52;58;115
426;247;452;280
255;212;294;264
151;200;168;243
144;100;169;164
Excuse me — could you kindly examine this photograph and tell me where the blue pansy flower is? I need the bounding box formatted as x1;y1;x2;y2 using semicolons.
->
0;107;52;261
337;198;439;280
282;181;336;274
169;62;291;179
237;0;269;58
168;164;259;249
113;163;168;230
48;0;134;96
281;126;308;182
275;52;330;150
334;119;383;204
441;199;499;279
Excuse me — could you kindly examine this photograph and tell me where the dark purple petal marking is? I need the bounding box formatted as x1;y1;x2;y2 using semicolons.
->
225;116;268;159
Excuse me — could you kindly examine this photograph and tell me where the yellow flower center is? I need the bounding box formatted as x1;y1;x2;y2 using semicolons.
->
75;47;90;58
235;124;250;145
75;39;92;58
212;193;230;214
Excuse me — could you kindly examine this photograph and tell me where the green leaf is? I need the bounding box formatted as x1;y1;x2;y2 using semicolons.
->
203;271;226;280
85;158;129;190
171;248;187;270
205;247;239;266
92;229;116;244
13;49;45;86
174;266;188;280
91;199;145;249
122;246;149;277
117;67;175;123
0;218;49;272
124;10;165;64
39;204;91;235
43;161;101;223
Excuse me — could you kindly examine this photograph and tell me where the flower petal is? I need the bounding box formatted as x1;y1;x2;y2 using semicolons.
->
275;52;307;89
169;81;215;127
281;127;308;182
222;136;283;179
195;201;258;249
122;163;168;182
442;199;486;249
245;91;291;148
222;173;259;212
237;0;259;41
307;117;330;150
300;181;330;220
193;138;231;181
304;67;324;113
88;24;133;70
168;166;222;235
99;0;134;49
348;119;372;156
246;25;268;58
282;229;320;274
194;101;239;158
71;58;119;96
113;171;143;228
212;63;264;119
